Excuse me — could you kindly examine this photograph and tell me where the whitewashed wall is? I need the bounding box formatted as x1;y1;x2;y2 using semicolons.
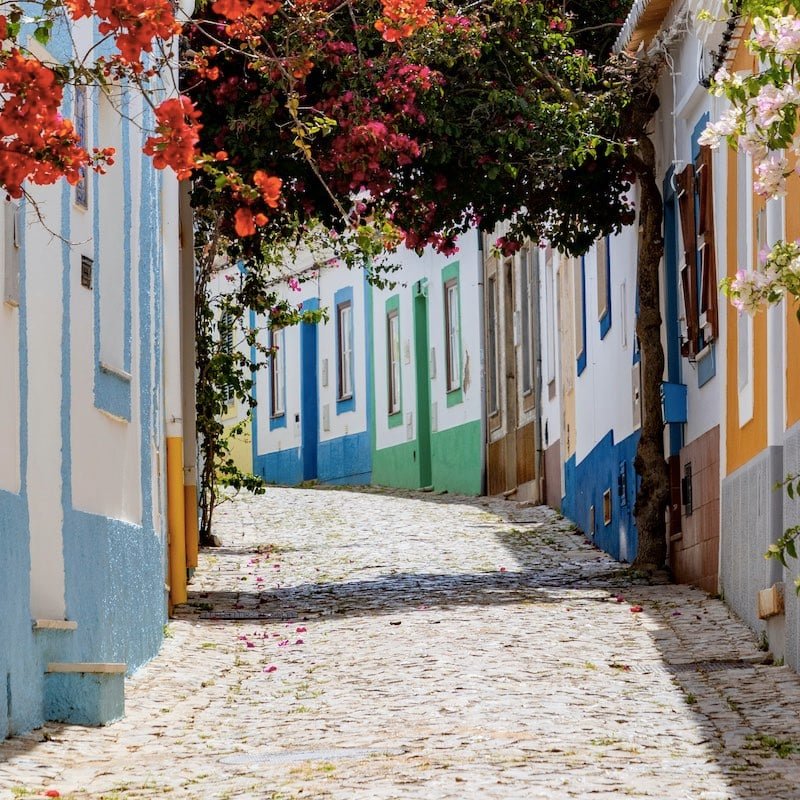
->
372;232;483;452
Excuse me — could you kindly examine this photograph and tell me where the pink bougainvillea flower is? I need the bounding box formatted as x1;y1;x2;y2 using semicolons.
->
295;638;304;645
499;566;507;572
615;595;625;603
296;626;307;633
263;665;277;673
629;605;643;613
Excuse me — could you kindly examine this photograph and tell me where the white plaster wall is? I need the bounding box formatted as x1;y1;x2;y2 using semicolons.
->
574;220;640;464
0;201;21;494
372;232;483;452
24;184;66;619
255;279;317;457
539;248;562;453
652;30;722;446
209;265;254;430
317;266;369;443
71;88;142;524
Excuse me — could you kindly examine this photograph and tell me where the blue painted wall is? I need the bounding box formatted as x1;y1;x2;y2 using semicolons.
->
255;447;304;486
562;429;640;562
1;74;168;739
254;430;372;487
318;431;371;485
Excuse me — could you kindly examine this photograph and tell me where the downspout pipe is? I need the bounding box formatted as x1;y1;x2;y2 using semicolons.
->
477;229;487;496
180;183;199;572
163;171;187;608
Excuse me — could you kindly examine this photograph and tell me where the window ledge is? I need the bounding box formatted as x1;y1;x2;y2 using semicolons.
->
99;361;132;383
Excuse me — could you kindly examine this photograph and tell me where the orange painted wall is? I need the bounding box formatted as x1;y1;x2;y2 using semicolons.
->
725;150;768;476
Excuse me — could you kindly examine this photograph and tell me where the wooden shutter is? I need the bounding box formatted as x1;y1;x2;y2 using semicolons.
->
676;165;699;356
697;145;718;339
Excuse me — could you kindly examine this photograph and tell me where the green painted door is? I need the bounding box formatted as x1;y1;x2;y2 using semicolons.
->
413;281;432;487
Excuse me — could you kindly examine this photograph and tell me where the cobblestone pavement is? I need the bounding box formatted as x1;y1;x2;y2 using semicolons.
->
4;487;800;799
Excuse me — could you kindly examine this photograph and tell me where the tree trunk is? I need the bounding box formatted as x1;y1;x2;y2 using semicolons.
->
630;135;669;571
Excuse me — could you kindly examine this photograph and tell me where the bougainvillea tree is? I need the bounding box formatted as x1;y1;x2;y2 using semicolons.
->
9;0;689;559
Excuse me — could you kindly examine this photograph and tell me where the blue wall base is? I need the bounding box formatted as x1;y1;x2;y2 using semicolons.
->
255;431;372;487
563;430;640;562
44;671;124;726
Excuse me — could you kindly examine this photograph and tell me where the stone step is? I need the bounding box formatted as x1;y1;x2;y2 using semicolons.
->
32;619;78;631
44;662;126;726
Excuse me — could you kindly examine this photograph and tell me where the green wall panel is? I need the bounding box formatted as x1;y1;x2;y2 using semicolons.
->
372;439;421;490
431;420;482;495
372;419;482;495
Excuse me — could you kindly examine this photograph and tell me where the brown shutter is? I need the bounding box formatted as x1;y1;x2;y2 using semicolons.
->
676;165;699;355
697;145;718;339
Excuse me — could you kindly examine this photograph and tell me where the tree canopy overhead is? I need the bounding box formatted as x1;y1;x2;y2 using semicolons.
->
184;0;636;260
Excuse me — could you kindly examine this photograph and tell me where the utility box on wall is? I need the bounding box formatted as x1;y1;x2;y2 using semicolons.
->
661;381;688;424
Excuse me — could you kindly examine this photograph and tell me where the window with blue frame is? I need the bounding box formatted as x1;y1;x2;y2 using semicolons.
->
335;286;355;413
269;327;285;420
597;236;612;339
75;86;88;208
677;117;719;359
576;257;587;375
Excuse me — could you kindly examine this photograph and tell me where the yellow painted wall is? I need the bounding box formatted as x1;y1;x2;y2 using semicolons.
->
725;138;768;475
222;402;253;474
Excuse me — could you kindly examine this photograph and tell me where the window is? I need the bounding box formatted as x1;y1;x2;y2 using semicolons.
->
677;142;719;358
544;249;555;384
387;305;401;416
337;300;353;401
597;236;612;338
75;86;88;208
444;278;460;392
520;248;535;395
576;257;587;375
270;327;285;417
487;275;499;415
220;311;235;404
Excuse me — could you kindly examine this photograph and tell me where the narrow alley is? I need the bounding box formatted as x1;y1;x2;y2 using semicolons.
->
3;487;800;799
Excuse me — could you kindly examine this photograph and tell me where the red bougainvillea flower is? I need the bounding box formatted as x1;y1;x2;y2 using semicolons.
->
0;52;93;197
234;207;256;237
253;170;281;208
143;96;202;180
212;0;281;20
67;0;180;62
375;0;434;41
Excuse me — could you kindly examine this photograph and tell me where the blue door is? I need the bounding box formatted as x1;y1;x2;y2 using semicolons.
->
300;302;320;480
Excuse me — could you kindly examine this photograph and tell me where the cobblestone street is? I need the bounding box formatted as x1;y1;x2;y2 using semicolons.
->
4;487;800;799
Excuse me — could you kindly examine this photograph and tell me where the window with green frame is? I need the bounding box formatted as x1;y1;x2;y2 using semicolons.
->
442;261;462;406
386;295;402;425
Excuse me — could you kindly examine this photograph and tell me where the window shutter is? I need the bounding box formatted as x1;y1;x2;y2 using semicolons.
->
697;145;718;339
676;165;699;356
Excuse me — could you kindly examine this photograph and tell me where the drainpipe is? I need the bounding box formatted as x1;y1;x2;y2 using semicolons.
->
477;229;487;495
532;247;544;503
180;183;199;572
163;171;187;608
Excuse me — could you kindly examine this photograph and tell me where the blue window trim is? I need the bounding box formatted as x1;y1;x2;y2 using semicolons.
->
335;285;355;414
268;327;287;430
577;257;587;375
93;85;132;421
599;236;612;340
